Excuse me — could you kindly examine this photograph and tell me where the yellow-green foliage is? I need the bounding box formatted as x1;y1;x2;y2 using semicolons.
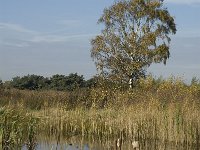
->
0;107;38;149
1;77;200;147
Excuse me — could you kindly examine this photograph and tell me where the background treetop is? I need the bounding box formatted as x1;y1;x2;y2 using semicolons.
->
91;0;176;83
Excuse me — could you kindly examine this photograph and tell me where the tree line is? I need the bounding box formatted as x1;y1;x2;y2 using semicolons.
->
1;73;96;91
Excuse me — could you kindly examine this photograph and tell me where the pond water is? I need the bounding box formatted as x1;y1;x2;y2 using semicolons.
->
20;137;199;150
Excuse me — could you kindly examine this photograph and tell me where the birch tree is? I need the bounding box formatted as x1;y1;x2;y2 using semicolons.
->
91;0;176;85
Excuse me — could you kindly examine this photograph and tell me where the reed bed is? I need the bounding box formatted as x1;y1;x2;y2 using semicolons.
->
33;101;200;144
1;77;200;149
0;106;38;150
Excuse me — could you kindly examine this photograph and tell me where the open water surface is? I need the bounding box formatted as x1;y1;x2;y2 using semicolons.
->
20;137;199;150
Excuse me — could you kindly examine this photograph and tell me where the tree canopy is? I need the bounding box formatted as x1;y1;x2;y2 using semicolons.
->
91;0;176;84
9;73;96;91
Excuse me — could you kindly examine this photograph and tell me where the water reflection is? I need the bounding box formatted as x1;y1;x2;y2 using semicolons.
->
22;141;92;150
21;137;199;150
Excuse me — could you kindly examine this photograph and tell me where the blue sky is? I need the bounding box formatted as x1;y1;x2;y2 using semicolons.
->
0;0;200;81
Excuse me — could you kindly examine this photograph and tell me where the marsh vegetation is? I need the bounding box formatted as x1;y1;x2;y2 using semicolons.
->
1;77;200;149
0;0;198;149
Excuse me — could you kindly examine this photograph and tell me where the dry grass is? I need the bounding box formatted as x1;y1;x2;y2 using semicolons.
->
32;100;200;144
1;77;200;149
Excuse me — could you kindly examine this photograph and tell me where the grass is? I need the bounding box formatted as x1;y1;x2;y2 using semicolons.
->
1;77;200;149
0;107;38;150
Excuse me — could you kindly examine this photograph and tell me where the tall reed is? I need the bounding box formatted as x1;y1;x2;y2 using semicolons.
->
0;77;200;148
0;107;38;150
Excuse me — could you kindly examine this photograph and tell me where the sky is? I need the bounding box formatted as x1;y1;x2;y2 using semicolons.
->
0;0;200;82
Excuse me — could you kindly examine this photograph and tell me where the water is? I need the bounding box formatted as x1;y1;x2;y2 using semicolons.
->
22;143;90;150
21;138;199;150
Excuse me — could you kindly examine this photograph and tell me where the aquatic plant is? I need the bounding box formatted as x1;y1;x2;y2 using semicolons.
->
0;77;200;149
0;107;38;150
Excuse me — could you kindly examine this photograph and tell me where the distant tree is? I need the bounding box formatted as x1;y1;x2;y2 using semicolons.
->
84;76;98;88
11;76;22;89
11;75;50;90
66;73;85;90
9;73;103;91
50;74;66;90
91;0;176;86
50;73;85;91
191;77;200;86
0;79;3;88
